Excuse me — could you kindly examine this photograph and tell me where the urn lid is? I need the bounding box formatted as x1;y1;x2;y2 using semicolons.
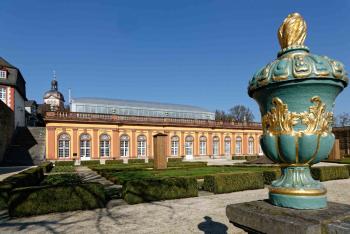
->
248;13;348;97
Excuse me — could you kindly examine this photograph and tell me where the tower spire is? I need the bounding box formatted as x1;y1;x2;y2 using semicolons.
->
51;70;58;91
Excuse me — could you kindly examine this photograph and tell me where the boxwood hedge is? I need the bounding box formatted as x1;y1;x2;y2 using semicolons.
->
263;170;282;185
311;166;349;182
54;161;75;166
105;160;124;165
128;159;146;164
203;172;264;194
122;177;198;204
0;164;50;210
8;183;106;217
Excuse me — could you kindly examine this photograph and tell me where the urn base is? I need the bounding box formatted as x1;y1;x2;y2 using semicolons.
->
269;193;327;209
269;166;327;209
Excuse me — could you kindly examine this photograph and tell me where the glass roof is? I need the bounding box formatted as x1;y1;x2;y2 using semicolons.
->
71;97;213;114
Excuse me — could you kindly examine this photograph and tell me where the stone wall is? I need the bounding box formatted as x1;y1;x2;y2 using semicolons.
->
0;101;14;162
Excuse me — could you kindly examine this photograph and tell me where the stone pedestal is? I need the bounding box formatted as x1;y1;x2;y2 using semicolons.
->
328;139;341;160
153;133;167;170
226;200;350;234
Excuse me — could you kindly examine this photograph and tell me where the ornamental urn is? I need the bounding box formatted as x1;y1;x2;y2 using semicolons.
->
248;13;348;209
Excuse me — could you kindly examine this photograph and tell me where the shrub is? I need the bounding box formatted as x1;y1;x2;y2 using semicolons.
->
55;161;75;166
346;165;350;175
0;166;45;210
168;158;183;163
311;166;349;182
81;160;100;166
203;172;264;194
105;160;124;165
40;162;54;173
8;183;106;217
41;174;82;186
167;162;207;168
128;159;145;164
122;177;198;204
0;182;13;210
148;159;154;164
3;167;44;188
263;170;282;185
51;165;76;173
232;156;246;160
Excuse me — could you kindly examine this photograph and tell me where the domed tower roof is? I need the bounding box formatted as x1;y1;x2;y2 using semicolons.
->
43;74;65;102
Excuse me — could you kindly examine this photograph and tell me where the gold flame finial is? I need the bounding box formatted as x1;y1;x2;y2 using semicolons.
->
278;13;307;49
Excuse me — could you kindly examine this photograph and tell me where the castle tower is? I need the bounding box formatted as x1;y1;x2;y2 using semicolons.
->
43;71;65;111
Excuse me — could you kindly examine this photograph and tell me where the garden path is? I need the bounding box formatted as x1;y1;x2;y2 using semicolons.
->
0;178;349;234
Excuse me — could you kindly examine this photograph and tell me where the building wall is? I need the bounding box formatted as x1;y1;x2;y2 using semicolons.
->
0;101;14;162
46;122;262;160
14;89;25;127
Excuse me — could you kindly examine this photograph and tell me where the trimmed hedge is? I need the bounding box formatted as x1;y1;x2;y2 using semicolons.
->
122;177;198;204
263;170;282;185
203;172;264;194
168;158;183;163
41;174;82;186
55;161;75;166
128;159;145;164
81;160;100;166
40;162;54;173
0;166;46;210
232;155;260;161
8;183;106;217
311;166;349;182
105;160;124;165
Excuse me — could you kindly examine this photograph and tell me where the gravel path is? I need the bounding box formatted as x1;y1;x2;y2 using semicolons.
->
1;178;350;234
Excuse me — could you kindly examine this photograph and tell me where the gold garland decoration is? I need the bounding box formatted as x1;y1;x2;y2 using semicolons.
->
262;96;333;135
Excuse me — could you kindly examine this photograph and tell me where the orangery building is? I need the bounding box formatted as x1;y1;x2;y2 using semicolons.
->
44;82;263;161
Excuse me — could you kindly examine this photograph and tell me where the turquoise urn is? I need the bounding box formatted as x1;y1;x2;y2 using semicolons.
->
248;13;348;209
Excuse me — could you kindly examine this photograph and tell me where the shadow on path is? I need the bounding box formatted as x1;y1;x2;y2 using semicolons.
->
198;216;228;234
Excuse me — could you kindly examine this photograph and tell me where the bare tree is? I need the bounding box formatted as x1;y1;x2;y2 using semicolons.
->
229;105;255;122
335;112;350;127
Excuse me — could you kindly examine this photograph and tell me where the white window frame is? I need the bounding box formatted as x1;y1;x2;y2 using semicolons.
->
0;87;6;103
235;137;242;155
225;137;231;156
80;134;91;158
137;135;147;157
100;134;110;157
58;134;70;158
0;70;7;79
248;137;254;155
171;136;179;156
199;136;207;155
185;136;194;156
213;136;219;156
120;135;129;157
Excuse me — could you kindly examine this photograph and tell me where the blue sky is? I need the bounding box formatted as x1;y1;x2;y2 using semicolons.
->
1;0;349;120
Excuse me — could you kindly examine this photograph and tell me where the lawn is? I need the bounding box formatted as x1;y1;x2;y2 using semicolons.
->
95;165;279;184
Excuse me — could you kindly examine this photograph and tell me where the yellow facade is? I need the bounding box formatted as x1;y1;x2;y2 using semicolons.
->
46;121;262;160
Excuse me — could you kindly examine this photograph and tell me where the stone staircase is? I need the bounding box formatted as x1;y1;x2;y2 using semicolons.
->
2;127;46;166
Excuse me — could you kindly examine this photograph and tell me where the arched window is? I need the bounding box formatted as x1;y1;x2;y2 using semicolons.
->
225;136;231;156
100;134;110;157
137;135;147;157
58;133;70;158
80;133;91;159
171;136;179;156
185;135;194;156
248;136;255;155
235;136;242;155
213;136;220;156
199;136;207;155
120;134;129;157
